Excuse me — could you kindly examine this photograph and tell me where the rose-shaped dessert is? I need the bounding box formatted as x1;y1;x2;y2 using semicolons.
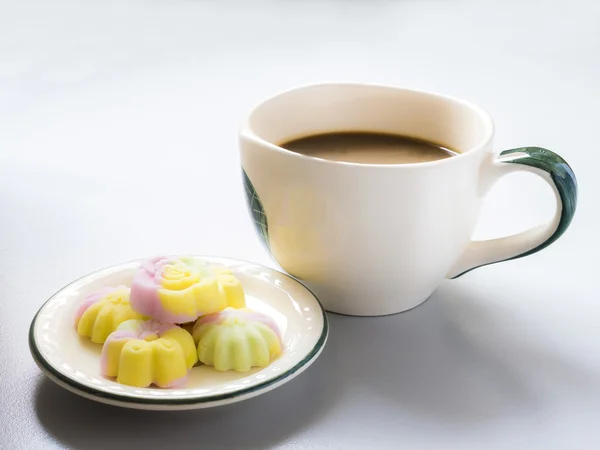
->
129;256;246;323
101;319;197;388
75;286;145;343
192;307;283;372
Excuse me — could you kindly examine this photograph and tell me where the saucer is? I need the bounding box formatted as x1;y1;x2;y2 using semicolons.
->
29;256;328;410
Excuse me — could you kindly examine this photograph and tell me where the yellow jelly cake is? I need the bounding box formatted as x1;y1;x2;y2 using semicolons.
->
75;286;145;344
129;256;246;323
101;319;198;388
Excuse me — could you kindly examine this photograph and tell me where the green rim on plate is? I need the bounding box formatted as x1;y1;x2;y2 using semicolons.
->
29;260;329;407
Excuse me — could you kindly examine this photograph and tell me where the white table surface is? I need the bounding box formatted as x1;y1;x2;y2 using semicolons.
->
1;0;599;448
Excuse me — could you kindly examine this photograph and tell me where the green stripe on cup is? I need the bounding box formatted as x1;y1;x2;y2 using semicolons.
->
451;146;578;278
242;168;270;250
500;147;577;258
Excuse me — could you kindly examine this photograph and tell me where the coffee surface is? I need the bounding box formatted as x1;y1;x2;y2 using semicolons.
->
280;132;458;164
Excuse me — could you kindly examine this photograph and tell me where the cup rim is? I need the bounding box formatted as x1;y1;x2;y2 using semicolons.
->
240;81;496;169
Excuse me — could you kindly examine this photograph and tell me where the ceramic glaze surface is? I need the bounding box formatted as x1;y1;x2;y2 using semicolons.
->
240;83;577;316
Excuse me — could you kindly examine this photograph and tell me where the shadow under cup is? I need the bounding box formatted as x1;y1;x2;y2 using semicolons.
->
238;83;575;316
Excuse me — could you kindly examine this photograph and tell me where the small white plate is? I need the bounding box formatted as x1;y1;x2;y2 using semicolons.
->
29;256;328;410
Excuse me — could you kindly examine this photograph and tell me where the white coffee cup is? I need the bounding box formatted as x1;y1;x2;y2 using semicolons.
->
239;83;577;316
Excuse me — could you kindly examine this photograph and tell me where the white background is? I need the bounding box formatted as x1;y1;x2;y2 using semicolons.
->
1;0;599;448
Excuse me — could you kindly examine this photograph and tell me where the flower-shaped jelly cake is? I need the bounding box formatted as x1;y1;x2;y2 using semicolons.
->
129;256;246;323
101;319;198;388
192;308;283;373
75;286;145;344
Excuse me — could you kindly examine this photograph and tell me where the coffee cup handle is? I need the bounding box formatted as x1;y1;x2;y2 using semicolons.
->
447;147;578;278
